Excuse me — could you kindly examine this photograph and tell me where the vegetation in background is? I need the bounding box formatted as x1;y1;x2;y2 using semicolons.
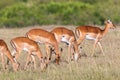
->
0;0;119;28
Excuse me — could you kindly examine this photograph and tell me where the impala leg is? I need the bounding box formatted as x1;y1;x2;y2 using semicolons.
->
71;45;74;61
6;58;9;70
24;52;31;70
91;40;98;57
1;53;6;70
14;50;21;61
68;37;74;62
49;47;54;60
54;48;60;65
31;55;36;69
67;44;72;63
45;43;51;63
97;42;105;56
35;50;47;70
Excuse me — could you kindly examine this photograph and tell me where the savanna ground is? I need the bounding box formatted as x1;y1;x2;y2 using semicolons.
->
0;25;119;80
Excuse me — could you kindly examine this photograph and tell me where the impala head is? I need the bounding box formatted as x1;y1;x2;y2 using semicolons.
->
12;53;20;71
73;43;81;61
106;19;116;29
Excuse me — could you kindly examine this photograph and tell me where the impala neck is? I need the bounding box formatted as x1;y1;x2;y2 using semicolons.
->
74;41;79;53
102;24;110;37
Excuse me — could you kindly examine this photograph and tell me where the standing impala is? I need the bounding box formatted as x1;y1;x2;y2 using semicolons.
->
0;39;19;71
75;20;116;56
51;27;80;62
26;28;60;64
10;37;47;70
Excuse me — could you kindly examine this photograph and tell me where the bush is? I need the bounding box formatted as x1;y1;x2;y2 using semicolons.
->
0;1;119;28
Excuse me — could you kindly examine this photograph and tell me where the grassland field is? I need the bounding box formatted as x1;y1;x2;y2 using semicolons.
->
0;25;119;80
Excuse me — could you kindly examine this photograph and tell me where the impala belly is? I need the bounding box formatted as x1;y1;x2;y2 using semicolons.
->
61;35;70;45
86;35;96;40
85;33;97;40
34;36;49;44
61;36;69;44
23;47;29;52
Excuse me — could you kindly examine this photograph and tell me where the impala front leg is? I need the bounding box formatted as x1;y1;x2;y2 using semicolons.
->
54;44;60;65
91;39;99;57
55;53;60;65
97;42;105;56
67;44;71;63
1;53;6;70
14;50;21;61
71;45;74;61
45;43;51;63
24;52;31;70
31;55;36;69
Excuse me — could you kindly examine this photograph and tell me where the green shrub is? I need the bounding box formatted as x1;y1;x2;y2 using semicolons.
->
0;0;119;28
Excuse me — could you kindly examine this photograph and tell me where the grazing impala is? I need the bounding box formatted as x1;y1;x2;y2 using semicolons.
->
75;20;116;56
51;27;80;62
0;39;19;71
10;37;47;70
26;28;60;64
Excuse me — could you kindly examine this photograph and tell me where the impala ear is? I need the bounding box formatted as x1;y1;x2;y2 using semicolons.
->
107;19;111;23
105;19;111;24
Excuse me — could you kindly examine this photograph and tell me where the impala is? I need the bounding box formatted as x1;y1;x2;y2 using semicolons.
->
26;28;60;64
10;37;47;70
75;20;116;56
0;39;19;71
51;27;80;62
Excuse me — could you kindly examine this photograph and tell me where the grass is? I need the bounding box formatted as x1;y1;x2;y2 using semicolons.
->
0;25;119;80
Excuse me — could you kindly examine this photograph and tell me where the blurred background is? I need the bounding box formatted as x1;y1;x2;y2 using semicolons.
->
0;0;119;28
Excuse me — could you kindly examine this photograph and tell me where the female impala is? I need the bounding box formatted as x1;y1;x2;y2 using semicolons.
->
10;37;47;70
51;27;80;62
75;20;116;56
26;28;60;64
0;39;19;71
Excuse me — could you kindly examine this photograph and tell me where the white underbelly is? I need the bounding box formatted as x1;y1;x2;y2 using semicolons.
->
36;38;49;44
23;47;29;52
61;36;69;44
86;35;96;40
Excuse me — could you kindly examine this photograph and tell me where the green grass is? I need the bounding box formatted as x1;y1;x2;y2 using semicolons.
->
0;25;119;80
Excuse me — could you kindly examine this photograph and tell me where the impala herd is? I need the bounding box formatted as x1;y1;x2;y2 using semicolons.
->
0;20;116;71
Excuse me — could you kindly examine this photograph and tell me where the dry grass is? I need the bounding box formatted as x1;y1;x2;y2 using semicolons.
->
0;25;119;80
